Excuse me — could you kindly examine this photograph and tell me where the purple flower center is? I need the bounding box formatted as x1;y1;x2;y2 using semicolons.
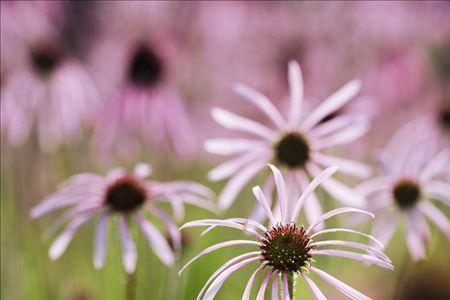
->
393;179;421;209
31;46;62;76
128;45;163;87
275;132;310;169
105;176;147;212
260;223;313;272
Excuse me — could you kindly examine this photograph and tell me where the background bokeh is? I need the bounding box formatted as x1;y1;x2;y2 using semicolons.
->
1;1;450;300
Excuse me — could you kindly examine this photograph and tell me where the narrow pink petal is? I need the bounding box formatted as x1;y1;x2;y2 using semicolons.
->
252;186;275;225
419;201;450;236
310;240;390;262
146;204;182;253
203;256;261;300
272;271;279;300
313;120;369;149
153;181;214;198
211;107;276;140
218;160;266;210
208;152;264;181
311;228;385;248
311;249;393;269
288;60;304;127
303;192;324;231
371;211;398;247
307;207;374;233
93;211;109;269
404;215;426;261
205;138;268;156
181;219;263;239
256;270;273;300
308;164;366;207
179;240;261;275
282;272;291;300
233;83;286;130
195;252;261;300
309;114;365;138
301;271;327;300
407;209;431;245
268;164;288;223
135;213;175;266
200;218;266;237
166;192;185;221
118;217;137;273
310;266;372;300
242;264;267;300
313;152;372;179
301;80;361;131
290;167;337;222
420;149;449;180
355;177;391;197
177;194;217;213
425;180;450;205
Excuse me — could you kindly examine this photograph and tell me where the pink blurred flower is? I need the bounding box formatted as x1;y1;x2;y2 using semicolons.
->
30;163;214;273
90;3;198;160
180;165;392;299
357;120;450;260
0;1;99;153
206;60;371;225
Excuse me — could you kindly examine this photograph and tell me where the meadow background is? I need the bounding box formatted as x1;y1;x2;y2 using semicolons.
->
1;2;450;300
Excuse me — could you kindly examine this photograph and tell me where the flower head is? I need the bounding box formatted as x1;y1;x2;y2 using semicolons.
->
357;120;450;260
206;60;370;226
180;165;392;299
31;163;214;273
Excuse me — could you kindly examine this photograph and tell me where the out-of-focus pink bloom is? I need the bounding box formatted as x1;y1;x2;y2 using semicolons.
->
180;165;392;299
206;61;371;226
30;163;215;273
357;120;450;260
0;2;99;153
90;3;198;160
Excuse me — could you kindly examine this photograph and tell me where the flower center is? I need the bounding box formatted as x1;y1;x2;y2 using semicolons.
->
128;45;163;87
393;179;421;209
439;107;450;130
275;132;310;169
30;46;62;76
260;224;313;272
105;176;147;212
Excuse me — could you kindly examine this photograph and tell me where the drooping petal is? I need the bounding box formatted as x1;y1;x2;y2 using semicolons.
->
256;269;273;300
310;240;390;262
307;207;374;233
211;107;276;141
242;264;267;300
272;271;279;300
135;213;175;266
311;228;385;249
282;272;291;300
301;271;327;300
179;240;261;275
118;216;137;273
310;267;372;300
93;211;109;269
233;83;286;130
311;249;393;269
301;80;361;131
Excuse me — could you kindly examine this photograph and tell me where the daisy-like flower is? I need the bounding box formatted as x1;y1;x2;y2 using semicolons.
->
30;163;214;273
1;1;99;153
357;120;450;261
206;60;370;224
180;165;393;300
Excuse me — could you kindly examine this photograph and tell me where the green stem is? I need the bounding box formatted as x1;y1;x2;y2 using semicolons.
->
288;271;298;299
125;271;137;300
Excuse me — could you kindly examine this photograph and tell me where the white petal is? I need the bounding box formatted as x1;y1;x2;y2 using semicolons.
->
146;204;182;253
314;119;369;149
288;60;304;127
309;114;365;138
93;211;109;269
404;214;426;261
118;217;137;273
301;80;361;131
425;180;450;205
208;152;265;181
211;107;276;140
133;163;152;179
204;138;268;156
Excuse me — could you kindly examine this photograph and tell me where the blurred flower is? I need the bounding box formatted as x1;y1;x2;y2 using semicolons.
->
90;3;198;160
180;165;392;299
0;1;99;153
357;120;450;260
206;60;370;225
30;163;215;273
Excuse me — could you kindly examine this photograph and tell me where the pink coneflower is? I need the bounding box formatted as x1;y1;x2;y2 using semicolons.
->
90;3;197;160
180;165;393;299
206;60;370;224
357;121;450;261
0;1;98;153
30;163;214;273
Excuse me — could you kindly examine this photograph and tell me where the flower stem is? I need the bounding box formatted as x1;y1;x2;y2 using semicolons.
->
125;271;137;300
288;271;298;299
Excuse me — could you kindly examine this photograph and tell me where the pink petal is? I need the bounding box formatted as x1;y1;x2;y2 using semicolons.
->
268;164;288;224
272;271;279;300
420;149;449;180
282;272;291;300
404;214;426;261
310;267;372;300
179;240;261;275
313;153;372;179
425;180;450;205
307;207;374;233
371;211;398;247
205;138;268;156
211;107;276;140
118;217;137;273
311;240;390;262
419;201;450;236
252;186;275;225
288;60;304;127
256;269;273;300
311;249;393;269
355;177;391;197
313;120;369;149
309;114;365;138
301;271;327;300
242;264;267;300
93;211;109;269
208;152;265;181
301;80;361;131
135;213;174;266
146;204;182;253
311;228;385;249
233;83;285;130
181;219;263;239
